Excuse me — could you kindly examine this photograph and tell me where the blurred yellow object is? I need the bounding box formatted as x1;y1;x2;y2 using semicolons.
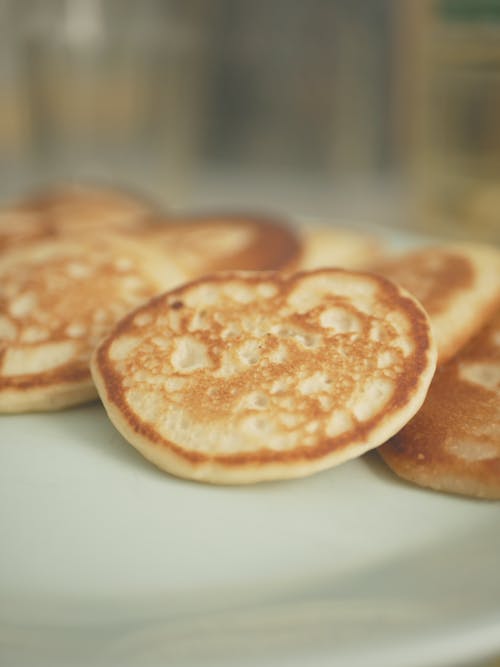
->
414;0;500;243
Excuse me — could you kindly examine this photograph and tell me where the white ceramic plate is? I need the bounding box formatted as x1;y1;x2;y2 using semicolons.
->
1;228;500;667
2;404;500;667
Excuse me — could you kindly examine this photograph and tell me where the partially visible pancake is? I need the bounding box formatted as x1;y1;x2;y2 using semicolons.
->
92;269;436;484
140;214;301;278
0;184;157;254
15;183;156;233
379;309;500;499
0;209;51;254
372;243;500;364
292;226;384;271
0;236;186;412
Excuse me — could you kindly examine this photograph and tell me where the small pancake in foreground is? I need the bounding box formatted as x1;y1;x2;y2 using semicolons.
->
0;236;186;412
92;269;437;484
140;214;301;277
372;243;500;364
293;226;385;271
379;310;500;499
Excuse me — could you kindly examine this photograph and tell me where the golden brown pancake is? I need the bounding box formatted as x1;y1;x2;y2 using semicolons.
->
15;183;155;232
1;184;157;254
372;243;500;364
292;226;385;271
0;209;52;254
92;269;437;484
139;213;301;278
0;236;186;412
379;309;500;499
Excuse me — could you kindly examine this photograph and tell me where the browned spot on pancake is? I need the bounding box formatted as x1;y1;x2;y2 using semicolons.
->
95;269;435;470
374;249;473;316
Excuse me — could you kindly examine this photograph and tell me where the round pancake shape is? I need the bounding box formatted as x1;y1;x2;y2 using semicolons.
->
379;309;500;500
0;236;186;412
373;243;500;364
92;269;437;484
141;213;301;277
292;226;384;271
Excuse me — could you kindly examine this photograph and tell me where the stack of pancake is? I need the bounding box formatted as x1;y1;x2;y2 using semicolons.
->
1;184;499;498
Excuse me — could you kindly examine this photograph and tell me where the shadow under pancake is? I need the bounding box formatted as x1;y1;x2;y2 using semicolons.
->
38;400;435;496
47;400;173;481
45;401;314;492
361;449;416;490
362;449;491;504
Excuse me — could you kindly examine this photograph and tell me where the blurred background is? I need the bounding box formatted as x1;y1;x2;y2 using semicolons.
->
0;0;499;240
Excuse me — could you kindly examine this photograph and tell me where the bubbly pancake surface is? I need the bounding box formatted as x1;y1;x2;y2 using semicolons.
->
92;269;437;484
0;236;186;412
373;243;500;363
379;310;500;499
142;214;301;277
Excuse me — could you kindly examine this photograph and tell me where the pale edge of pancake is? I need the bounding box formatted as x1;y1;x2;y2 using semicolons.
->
90;277;437;485
0;381;97;413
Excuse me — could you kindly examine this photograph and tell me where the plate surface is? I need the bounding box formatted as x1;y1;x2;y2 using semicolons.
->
1;227;500;667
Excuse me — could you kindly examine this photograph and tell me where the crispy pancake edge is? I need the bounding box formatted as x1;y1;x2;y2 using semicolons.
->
91;269;437;484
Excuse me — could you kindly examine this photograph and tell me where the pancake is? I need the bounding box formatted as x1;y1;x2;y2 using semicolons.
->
292;226;384;271
14;183;156;232
379;309;500;499
0;236;186;412
0;209;52;254
372;243;500;364
140;213;301;278
92;269;437;484
0;184;157;254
